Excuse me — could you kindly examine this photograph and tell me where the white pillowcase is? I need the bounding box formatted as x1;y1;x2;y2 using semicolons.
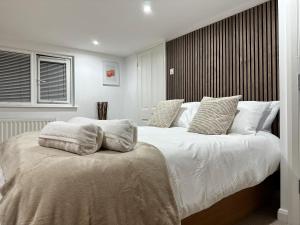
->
259;101;280;132
172;102;201;128
229;101;271;135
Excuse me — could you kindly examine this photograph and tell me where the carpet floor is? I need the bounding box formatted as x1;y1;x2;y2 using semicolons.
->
236;207;286;225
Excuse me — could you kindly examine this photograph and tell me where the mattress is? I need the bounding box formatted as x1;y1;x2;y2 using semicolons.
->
138;126;280;219
0;127;280;219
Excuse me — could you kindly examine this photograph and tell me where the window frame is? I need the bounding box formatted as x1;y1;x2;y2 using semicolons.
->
0;46;75;108
37;55;71;104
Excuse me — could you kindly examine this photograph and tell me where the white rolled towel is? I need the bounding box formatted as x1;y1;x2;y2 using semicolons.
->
39;121;103;155
68;117;137;152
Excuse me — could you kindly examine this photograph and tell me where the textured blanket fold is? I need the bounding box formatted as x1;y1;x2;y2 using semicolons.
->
0;133;179;225
39;121;103;155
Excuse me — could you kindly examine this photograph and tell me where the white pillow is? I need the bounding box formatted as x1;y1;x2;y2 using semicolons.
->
229;101;271;135
172;102;201;128
259;101;280;132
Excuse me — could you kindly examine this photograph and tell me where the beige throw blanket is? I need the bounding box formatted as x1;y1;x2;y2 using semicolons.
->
0;133;179;225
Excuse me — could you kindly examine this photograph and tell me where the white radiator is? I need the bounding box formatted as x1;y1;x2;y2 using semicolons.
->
0;118;55;143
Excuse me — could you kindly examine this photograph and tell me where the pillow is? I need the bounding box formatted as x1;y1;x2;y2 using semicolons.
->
39;121;103;155
188;96;241;135
69;117;137;152
172;102;201;128
148;99;184;128
229;101;271;134
259;101;280;132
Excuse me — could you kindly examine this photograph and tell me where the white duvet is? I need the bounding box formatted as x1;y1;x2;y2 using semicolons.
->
0;127;280;219
138;126;280;219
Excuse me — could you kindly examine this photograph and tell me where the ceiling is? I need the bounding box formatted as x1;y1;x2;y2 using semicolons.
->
0;0;268;57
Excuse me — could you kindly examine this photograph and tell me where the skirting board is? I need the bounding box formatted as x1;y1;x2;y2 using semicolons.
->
277;208;288;223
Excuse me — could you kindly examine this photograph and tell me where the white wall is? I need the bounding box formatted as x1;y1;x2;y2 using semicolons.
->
0;39;166;125
122;43;166;125
278;0;289;222
278;0;300;224
123;54;139;122
0;39;126;121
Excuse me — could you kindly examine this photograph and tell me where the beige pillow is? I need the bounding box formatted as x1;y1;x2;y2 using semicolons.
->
188;96;241;135
148;99;184;128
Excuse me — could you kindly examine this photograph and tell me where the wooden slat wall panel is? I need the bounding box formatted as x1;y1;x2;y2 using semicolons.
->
166;0;279;135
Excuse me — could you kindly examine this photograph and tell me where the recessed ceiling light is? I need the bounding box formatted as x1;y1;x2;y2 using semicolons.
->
143;1;152;14
92;40;99;46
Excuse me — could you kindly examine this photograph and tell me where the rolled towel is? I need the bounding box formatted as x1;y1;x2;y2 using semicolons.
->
39;121;103;155
68;117;137;152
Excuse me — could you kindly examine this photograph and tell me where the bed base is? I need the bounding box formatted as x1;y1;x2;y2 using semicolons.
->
181;172;279;225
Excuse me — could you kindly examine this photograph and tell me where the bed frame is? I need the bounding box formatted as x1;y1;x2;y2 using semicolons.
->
181;172;279;225
166;0;280;224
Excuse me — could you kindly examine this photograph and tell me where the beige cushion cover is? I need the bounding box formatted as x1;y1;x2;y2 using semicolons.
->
39;121;103;155
148;99;184;128
188;96;241;135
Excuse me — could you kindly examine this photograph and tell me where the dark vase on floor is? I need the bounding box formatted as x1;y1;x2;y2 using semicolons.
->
97;102;108;120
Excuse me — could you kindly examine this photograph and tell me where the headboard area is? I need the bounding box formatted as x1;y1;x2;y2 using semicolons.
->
166;0;279;135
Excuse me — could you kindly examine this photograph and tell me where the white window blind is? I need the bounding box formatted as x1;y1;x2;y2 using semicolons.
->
0;47;74;107
40;61;67;102
37;56;71;104
0;50;31;102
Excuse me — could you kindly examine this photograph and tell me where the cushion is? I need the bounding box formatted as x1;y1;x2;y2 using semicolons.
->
69;117;137;152
172;102;201;128
229;101;271;134
259;101;280;132
39;121;103;155
148;99;184;128
188;96;241;135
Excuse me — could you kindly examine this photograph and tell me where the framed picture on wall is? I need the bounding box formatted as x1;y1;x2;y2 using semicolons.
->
103;61;120;86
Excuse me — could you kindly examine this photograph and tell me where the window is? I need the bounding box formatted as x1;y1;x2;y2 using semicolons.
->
0;50;31;103
0;48;74;107
37;55;71;104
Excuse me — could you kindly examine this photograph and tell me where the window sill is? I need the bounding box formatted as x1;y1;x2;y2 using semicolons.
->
0;104;78;109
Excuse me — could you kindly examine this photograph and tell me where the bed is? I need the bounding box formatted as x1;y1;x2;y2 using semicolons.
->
0;0;280;223
138;126;280;220
161;0;280;222
0;125;280;224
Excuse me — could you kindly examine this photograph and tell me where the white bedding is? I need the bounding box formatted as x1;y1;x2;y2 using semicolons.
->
0;165;4;201
138;126;280;219
0;127;280;219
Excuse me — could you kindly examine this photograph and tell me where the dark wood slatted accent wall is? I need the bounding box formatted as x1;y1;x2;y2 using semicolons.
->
166;0;279;135
167;0;278;101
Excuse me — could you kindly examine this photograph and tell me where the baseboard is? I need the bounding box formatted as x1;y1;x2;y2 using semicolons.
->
278;208;288;223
